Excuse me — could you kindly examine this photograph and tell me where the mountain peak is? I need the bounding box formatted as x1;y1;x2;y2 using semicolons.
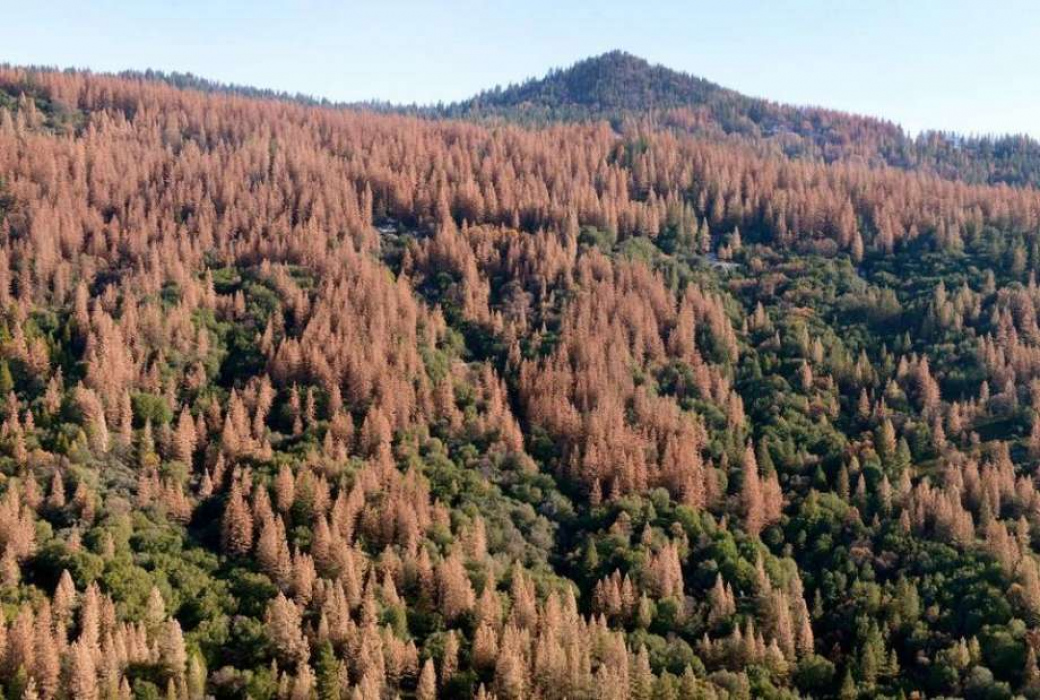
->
570;49;652;71
453;51;725;118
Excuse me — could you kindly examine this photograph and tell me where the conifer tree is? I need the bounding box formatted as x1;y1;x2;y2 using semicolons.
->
417;659;437;700
221;482;254;556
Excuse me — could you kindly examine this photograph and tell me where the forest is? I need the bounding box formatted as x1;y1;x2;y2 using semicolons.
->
0;55;1038;699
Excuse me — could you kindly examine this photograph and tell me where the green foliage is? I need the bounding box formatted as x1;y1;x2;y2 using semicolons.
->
132;393;173;426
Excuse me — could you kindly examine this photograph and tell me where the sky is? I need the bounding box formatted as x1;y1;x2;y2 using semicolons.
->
4;0;1039;137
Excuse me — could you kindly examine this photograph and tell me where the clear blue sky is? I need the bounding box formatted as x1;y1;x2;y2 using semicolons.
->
5;0;1039;137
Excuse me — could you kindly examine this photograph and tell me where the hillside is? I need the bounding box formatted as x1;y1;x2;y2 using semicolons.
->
16;55;1040;189
445;51;1040;188
1;63;1040;700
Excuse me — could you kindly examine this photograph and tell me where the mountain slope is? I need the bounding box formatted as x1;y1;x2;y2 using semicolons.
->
3;61;1040;700
10;54;1040;188
443;51;1040;188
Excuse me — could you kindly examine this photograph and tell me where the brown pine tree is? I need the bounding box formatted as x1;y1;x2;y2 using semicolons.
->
161;619;188;679
33;603;60;699
274;464;295;514
437;552;475;622
172;407;196;465
741;444;765;537
416;658;437;700
221;482;254;556
257;516;292;587
67;641;98;700
441;631;459;687
265;593;309;667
